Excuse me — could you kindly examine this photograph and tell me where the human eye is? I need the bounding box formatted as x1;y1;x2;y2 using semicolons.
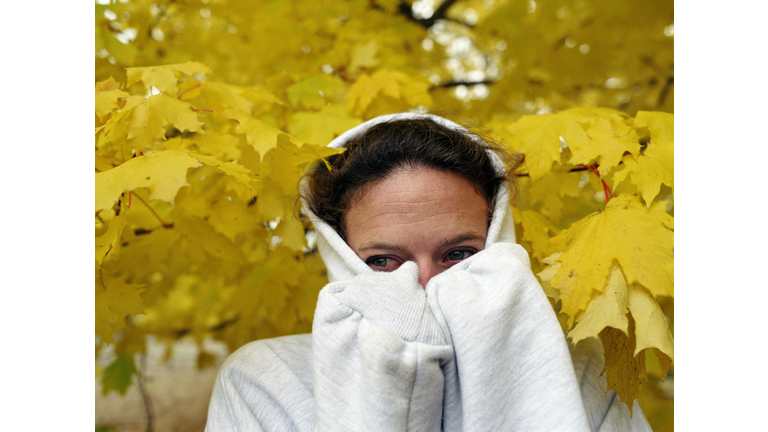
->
444;249;476;264
365;256;402;272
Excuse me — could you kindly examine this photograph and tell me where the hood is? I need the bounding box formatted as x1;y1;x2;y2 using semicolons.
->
300;112;516;283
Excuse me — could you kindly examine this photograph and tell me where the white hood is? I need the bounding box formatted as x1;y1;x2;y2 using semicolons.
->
300;112;516;283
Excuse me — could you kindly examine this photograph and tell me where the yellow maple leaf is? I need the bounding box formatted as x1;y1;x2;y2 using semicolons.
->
273;212;308;252
506;114;589;182
600;316;647;414
654;348;673;379
170;133;242;162
196;81;284;114
256;177;289;221
536;252;562;300
95;150;202;212
628;284;674;360
126;95;204;151
123;188;172;231
517;209;561;260
398;74;433;109
254;177;307;253
648;199;674;231
568;266;629;344
289;105;362;145
96;275;146;345
345;70;432;116
96;89;130;123
174;213;244;264
208;200;262;243
188;153;258;191
96;95;145;150
222;109;303;161
549;194;673;322
286;74;346;110
111;229;181;284
561;106;633;123
634;111;674;142
614;140;673;207
96;210;126;264
261;137;345;195
529;171;583;222
569;117;642;176
226;246;302;342
96;76;121;92
126;62;212;97
349;40;380;72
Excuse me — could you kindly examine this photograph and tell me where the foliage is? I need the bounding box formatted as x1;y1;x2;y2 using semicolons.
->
95;0;673;424
100;352;138;396
511;107;674;411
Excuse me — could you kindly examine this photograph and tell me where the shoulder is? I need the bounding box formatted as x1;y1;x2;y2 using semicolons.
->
207;334;315;432
218;333;314;392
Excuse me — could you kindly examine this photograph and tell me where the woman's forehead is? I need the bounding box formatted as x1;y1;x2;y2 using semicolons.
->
344;167;489;250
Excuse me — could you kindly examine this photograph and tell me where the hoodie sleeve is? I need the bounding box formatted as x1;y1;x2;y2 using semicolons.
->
426;242;652;432
426;242;590;432
311;261;454;432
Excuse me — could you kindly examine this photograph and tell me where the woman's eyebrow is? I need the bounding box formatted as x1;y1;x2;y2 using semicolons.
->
437;233;486;249
358;243;406;252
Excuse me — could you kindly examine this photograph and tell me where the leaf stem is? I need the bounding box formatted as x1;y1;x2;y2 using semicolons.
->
133;193;171;229
100;265;107;290
191;108;213;112
177;83;201;99
579;164;614;202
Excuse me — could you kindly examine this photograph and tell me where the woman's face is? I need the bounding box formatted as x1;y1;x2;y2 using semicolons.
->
345;167;489;288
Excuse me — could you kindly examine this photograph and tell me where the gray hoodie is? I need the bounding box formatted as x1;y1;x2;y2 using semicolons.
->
204;113;652;432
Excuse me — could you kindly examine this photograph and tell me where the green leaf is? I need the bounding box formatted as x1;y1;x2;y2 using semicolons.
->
101;353;138;396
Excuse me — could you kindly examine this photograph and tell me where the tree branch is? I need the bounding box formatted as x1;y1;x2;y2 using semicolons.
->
173;314;240;338
514;165;591;178
136;354;155;432
398;0;461;28
657;76;674;108
435;79;496;88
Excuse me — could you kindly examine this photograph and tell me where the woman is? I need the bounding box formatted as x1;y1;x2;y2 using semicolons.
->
205;113;652;431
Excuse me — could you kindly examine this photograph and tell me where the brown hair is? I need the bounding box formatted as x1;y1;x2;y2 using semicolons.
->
304;117;520;240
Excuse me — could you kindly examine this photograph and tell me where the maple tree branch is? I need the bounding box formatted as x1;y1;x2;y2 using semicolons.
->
427;0;460;26
514;163;615;202
174;314;240;338
133;193;171;229
657;76;674;108
131;226;176;238
210;314;240;332
515;165;591;177
136;354;155;432
640;56;674;108
640;55;669;77
435;79;496;88
396;0;462;28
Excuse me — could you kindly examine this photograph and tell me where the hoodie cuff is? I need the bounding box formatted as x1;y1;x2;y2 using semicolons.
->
329;262;444;345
